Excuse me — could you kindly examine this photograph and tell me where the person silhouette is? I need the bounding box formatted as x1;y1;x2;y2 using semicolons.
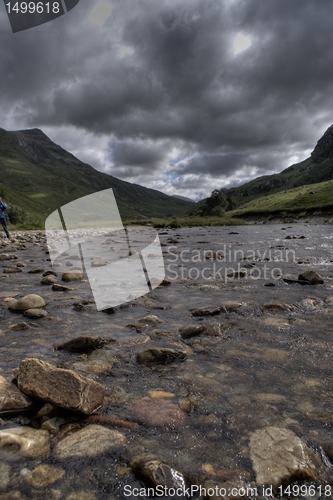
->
0;197;10;239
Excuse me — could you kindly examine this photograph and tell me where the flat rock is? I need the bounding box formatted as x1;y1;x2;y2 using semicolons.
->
261;303;292;313
190;306;221;316
17;358;105;415
136;348;187;366
179;324;205;339
54;424;126;459
8;294;46;312
25;464;65;488
62;271;83;282
128;397;186;427
55;336;111;353
298;270;324;285
0;376;33;413
28;267;45;274
0;254;17;261
138;315;162;325
250;426;325;489
0;426;50;459
91;257;108;267
8;322;29;331
3;267;22;273
23;308;48;319
52;284;74;291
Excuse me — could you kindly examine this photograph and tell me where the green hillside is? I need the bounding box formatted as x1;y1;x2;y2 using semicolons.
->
0;127;194;228
228;179;333;217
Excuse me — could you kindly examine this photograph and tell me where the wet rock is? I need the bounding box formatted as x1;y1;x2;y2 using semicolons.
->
226;270;247;278
0;463;10;491
136;348;187;366
36;403;57;418
54;424;126;459
223;301;244;312
55;336;111;353
41;275;57;285
138;315;162;325
8;322;29;331
25;464;65;488
0;254;17;261
250;427;326;489
24;308;48;319
0;376;33;413
43;270;57;277
17;358;105;415
179;324;205;339
261;303;292;313
298;270;324;285
283;277;310;285
0;426;50;459
28;267;45;274
190;306;221;316
8;294;46;312
204;251;224;260
3;267;22;273
91;257;108;267
52;284;74;291
62;271;83;282
128;397;186;427
65;492;97;500
130;455;186;489
41;417;66;433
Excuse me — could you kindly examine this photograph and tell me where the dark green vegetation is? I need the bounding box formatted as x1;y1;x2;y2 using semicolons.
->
126;215;244;228
0;128;194;229
193;124;333;219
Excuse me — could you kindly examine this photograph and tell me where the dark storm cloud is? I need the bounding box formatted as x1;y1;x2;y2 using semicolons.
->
1;0;333;199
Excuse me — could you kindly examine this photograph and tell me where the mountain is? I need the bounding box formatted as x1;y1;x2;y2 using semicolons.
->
227;124;333;204
192;124;333;217
0;127;194;226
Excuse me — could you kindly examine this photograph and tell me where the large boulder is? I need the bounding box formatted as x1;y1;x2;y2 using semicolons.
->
8;294;45;312
54;424;126;459
0;376;33;413
250;427;326;489
16;358;105;415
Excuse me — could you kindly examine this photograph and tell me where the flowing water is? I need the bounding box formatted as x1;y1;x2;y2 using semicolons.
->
0;223;332;499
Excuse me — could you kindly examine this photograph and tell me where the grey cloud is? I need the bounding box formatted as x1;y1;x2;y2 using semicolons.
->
1;0;333;198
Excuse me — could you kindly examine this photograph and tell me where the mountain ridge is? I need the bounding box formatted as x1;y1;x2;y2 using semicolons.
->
0;127;194;226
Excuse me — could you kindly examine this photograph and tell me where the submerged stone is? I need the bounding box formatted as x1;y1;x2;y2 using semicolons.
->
136;348;187;367
54;424;126;459
0;426;50;459
250;427;326;489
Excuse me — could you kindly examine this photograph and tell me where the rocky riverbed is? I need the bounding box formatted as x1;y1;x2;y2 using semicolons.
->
0;224;333;499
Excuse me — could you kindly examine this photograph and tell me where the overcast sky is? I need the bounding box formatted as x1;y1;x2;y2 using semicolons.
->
1;0;333;200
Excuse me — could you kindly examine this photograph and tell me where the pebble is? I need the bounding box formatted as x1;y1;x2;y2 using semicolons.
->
25;464;65;488
136;348;187;366
8;322;29;331
23;309;48;319
52;284;74;291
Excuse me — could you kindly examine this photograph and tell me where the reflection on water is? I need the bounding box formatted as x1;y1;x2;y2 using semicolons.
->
0;224;332;498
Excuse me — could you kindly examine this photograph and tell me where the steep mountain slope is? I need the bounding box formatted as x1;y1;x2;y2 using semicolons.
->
227;124;333;204
0;127;194;224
